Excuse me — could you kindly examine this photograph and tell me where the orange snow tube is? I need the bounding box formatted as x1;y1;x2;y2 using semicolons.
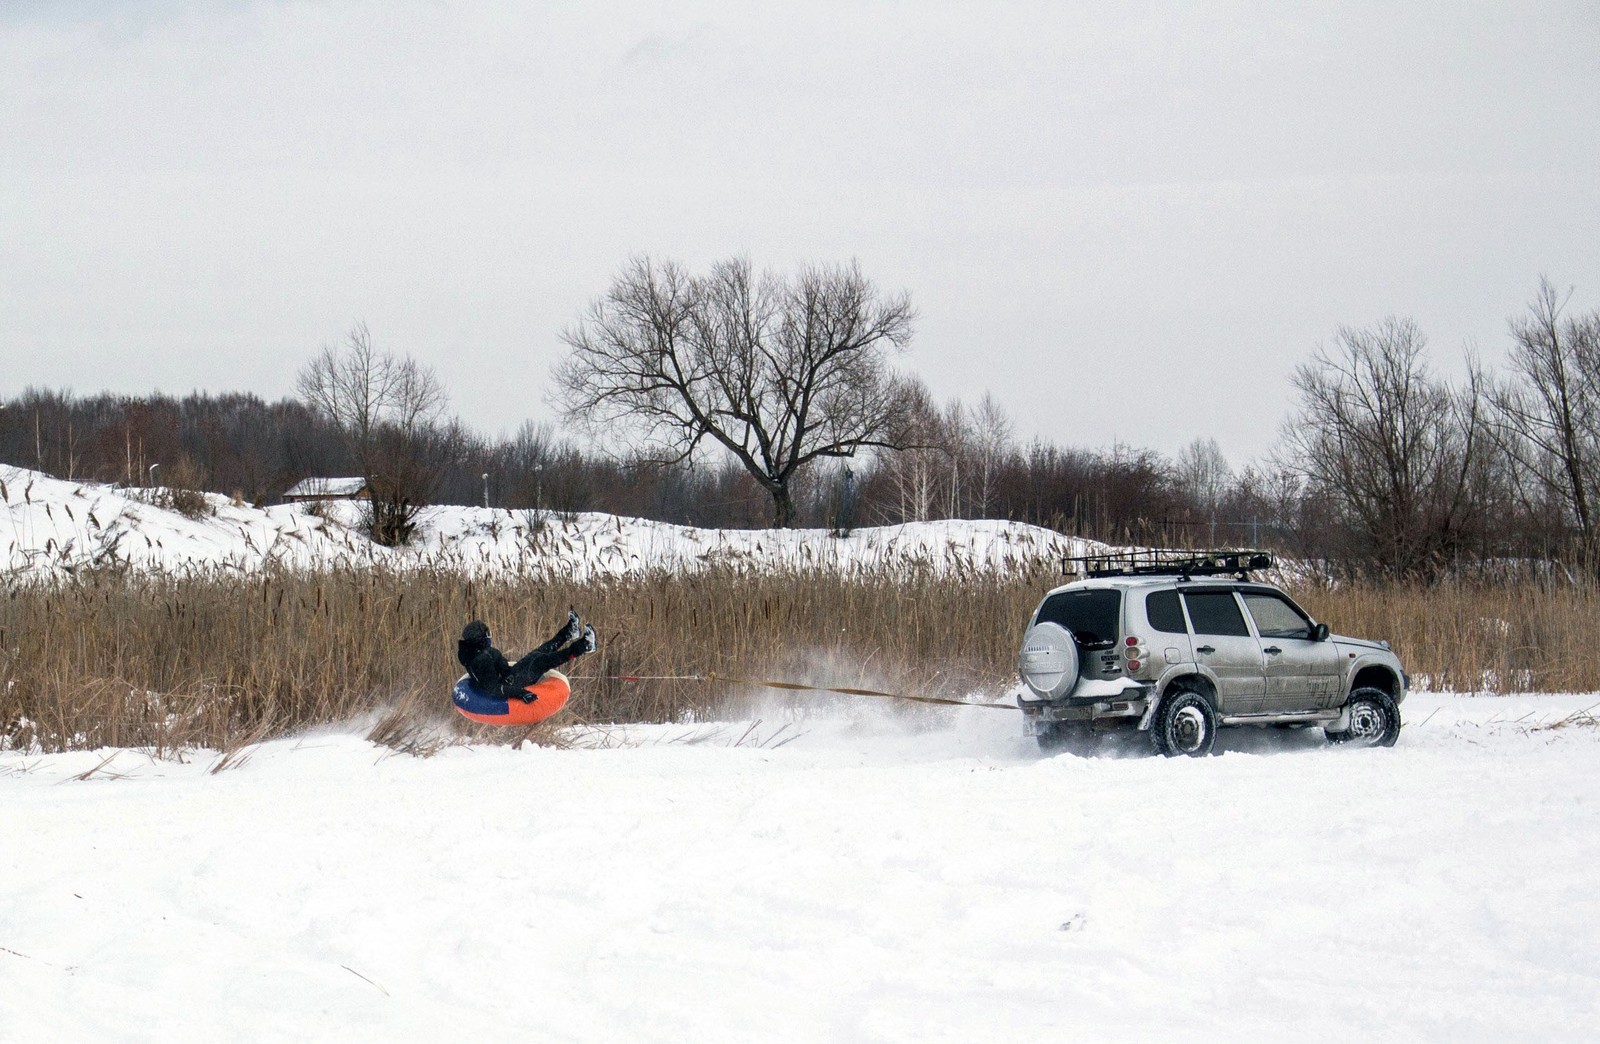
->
452;670;571;725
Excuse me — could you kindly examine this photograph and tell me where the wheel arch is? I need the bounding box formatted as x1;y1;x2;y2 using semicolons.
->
1348;665;1400;699
1160;670;1217;704
1141;670;1216;732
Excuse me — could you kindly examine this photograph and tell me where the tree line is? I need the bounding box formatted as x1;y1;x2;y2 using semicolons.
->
2;259;1595;582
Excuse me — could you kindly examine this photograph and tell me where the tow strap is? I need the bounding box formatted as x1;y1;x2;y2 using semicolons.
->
567;672;1016;712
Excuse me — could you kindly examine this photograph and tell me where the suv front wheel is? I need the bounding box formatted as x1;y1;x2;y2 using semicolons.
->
1325;687;1401;747
1151;687;1217;757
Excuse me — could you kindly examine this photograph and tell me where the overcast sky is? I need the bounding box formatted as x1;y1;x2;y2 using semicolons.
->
2;1;1596;466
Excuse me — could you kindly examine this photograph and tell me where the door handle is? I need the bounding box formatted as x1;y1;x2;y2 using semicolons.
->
1263;646;1282;655
1196;645;1215;654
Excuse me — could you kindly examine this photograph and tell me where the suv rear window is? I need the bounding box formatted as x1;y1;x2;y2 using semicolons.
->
1035;589;1122;648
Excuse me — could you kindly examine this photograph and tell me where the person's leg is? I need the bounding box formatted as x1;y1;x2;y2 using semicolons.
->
504;648;574;696
504;626;595;698
528;611;582;656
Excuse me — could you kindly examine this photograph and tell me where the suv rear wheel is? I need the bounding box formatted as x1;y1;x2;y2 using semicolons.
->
1325;687;1401;747
1151;688;1216;757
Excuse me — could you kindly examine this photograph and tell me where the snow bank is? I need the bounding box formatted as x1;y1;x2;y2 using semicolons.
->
0;465;1092;580
5;694;1598;1040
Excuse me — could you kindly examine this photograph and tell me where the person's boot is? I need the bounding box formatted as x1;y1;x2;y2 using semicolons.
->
556;610;582;646
575;625;597;656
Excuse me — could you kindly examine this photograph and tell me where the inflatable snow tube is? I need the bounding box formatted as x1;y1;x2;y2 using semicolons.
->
452;670;571;726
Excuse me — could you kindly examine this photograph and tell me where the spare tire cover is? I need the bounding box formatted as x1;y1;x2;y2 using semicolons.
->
1018;622;1081;699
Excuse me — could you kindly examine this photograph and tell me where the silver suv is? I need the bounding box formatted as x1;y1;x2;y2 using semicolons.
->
1016;551;1408;756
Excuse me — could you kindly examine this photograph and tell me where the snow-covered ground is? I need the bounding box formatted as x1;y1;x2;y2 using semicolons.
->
8;465;1595;1037
6;693;1598;1041
0;465;1092;579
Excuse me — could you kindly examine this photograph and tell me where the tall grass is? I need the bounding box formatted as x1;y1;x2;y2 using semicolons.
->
0;563;1047;754
4;565;1597;754
1298;582;1600;694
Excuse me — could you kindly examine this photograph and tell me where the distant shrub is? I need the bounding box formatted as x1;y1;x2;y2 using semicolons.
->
165;486;211;519
362;491;418;547
133;484;213;520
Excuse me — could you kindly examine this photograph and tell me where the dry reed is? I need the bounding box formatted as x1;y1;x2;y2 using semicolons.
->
4;563;1597;754
1297;581;1600;694
0;562;1045;754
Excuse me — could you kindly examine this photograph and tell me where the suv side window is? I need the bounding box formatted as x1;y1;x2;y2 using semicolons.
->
1241;592;1315;640
1145;590;1187;634
1182;591;1250;637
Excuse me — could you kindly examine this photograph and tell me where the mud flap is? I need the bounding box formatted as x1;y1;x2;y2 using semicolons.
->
1137;692;1162;732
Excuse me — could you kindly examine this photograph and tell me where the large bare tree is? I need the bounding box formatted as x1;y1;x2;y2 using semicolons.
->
1488;278;1600;574
555;256;917;527
1281;317;1485;579
296;322;450;544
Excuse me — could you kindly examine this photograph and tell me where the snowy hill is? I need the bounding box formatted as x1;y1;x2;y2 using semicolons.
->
0;465;1094;580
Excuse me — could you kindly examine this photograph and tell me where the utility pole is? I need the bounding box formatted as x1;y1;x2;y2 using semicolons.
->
482;472;490;509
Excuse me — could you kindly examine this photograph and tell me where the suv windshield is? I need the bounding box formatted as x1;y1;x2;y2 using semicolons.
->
1035;589;1122;648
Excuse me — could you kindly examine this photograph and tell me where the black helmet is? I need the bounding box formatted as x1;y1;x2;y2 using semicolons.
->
461;620;491;645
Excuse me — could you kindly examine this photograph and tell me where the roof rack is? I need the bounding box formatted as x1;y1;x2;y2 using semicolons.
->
1064;548;1275;580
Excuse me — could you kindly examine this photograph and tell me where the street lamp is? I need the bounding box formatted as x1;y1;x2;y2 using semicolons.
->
482;472;490;510
148;463;160;488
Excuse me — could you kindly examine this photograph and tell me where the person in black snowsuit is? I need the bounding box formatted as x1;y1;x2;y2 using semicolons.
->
458;611;596;702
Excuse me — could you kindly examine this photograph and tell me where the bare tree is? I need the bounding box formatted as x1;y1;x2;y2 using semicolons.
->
298;324;385;470
1488;278;1600;573
556;256;917;527
296;323;450;544
970;392;1014;518
1175;437;1232;522
1281;317;1485;579
1230;463;1309;551
297;324;447;471
861;386;1021;523
877;380;948;523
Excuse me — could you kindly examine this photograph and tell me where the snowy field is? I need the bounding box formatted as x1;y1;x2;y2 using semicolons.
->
6;693;1599;1042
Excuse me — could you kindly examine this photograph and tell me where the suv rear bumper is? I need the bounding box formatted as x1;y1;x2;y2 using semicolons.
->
1019;683;1154;734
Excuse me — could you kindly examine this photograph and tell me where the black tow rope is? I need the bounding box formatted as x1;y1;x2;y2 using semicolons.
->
567;672;1016;712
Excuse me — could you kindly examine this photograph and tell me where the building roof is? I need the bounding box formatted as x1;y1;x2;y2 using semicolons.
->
283;476;368;499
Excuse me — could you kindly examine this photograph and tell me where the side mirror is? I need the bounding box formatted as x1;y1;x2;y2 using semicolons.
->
1311;622;1330;642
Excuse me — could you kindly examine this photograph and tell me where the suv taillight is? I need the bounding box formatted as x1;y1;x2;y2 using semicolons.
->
1123;636;1148;674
